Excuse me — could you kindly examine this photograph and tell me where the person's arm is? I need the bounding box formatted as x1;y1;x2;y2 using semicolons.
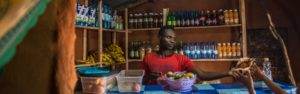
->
191;66;231;80
180;55;234;80
236;69;256;94
252;65;287;94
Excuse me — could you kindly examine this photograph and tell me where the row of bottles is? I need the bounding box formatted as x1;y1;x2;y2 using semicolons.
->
76;2;99;27
176;42;241;59
129;41;159;59
167;9;239;27
128;40;242;60
102;4;124;30
75;2;124;30
128;11;164;29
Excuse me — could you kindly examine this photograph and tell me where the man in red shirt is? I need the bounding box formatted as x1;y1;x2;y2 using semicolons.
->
141;26;238;84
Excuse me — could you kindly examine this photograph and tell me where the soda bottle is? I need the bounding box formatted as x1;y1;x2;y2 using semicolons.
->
190;11;195;26
212;10;218;25
222;43;227;58
227;43;232;58
172;12;176;27
133;13;138;29
149;12;154;28
228;10;234;24
218;9;225;25
138;13;143;28
213;42;218;59
159;12;163;27
176;11;181;27
236;43;241;57
194;11;200;26
181;12;186;27
233;9;239;24
185;11;190;27
217;43;223;58
231;42;237;57
199;11;205;26
206;10;212;26
143;12;149;28
224;10;229;25
167;12;172;27
153;12;159;28
129;13;134;29
129;42;135;59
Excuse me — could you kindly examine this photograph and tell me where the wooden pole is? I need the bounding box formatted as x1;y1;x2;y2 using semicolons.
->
240;0;247;58
98;0;103;67
56;0;77;94
125;8;129;70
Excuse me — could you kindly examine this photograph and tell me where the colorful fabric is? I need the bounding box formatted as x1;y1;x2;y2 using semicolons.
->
0;0;51;73
108;81;297;94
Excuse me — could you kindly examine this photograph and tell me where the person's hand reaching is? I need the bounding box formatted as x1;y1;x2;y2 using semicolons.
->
250;64;265;80
235;69;256;94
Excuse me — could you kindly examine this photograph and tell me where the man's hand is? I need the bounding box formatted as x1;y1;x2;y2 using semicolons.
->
156;74;168;88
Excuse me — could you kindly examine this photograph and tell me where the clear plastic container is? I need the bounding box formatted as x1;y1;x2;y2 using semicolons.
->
80;74;117;94
116;70;144;92
80;77;106;94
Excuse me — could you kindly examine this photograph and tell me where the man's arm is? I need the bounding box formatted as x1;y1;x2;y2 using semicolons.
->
191;65;231;80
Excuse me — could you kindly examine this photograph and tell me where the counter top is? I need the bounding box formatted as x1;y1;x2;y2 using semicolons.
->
107;81;297;94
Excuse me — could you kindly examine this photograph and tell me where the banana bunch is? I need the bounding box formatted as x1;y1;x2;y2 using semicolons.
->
106;44;125;64
84;50;114;66
102;52;114;66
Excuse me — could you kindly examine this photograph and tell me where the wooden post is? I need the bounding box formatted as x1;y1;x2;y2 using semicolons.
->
82;0;88;61
125;8;129;70
239;0;247;58
98;0;103;67
56;0;77;93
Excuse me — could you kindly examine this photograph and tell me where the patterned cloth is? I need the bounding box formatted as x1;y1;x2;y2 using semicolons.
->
107;81;297;94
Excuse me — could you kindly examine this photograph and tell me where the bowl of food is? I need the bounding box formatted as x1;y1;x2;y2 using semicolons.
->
164;71;196;92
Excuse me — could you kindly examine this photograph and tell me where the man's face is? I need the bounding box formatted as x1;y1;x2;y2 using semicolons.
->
160;29;176;50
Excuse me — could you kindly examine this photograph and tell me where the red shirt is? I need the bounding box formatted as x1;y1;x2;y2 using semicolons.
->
141;53;194;84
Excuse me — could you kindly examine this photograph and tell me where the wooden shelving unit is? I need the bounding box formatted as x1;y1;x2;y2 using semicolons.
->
126;0;247;65
75;25;99;30
75;0;128;68
75;0;247;70
128;24;241;32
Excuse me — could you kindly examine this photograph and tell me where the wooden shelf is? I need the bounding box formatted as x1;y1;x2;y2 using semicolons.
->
103;29;126;33
128;59;143;62
75;25;99;30
75;61;126;67
128;24;241;32
191;59;240;62
128;58;240;62
128;28;160;31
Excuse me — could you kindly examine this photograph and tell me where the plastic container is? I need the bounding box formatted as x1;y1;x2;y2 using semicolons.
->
80;77;106;94
116;70;144;92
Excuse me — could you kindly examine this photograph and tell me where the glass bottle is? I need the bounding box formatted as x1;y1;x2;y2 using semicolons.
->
149;12;154;28
143;12;148;28
218;9;225;25
231;42;237;57
217;43;223;58
228;10;234;24
227;43;232;58
222;43;227;58
224;10;229;25
129;13;134;29
233;9;239;24
236;43;241;57
199;11;206;26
